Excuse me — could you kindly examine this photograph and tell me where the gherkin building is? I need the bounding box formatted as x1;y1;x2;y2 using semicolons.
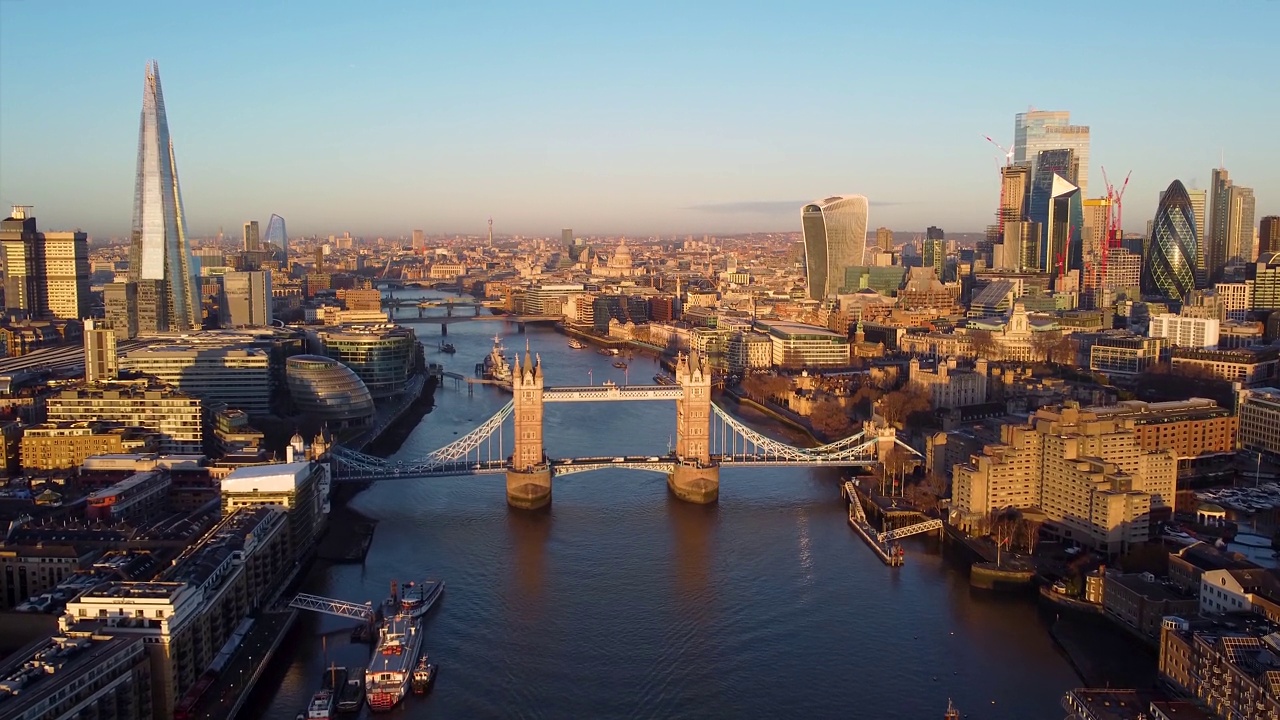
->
1143;180;1197;302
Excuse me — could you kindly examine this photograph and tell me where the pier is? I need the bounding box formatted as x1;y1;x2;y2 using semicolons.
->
843;481;903;566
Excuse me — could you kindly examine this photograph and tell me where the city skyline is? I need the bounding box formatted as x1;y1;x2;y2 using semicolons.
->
1;2;1277;237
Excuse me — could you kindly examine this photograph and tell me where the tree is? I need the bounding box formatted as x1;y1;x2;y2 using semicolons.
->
968;329;999;360
1019;517;1043;554
1030;330;1071;364
877;387;931;427
851;385;883;418
810;398;853;438
740;375;766;402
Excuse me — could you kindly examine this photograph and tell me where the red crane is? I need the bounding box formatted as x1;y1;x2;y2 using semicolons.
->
1097;167;1131;284
984;135;1016;240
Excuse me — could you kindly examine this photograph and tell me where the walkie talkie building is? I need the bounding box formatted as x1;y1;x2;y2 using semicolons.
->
128;60;199;332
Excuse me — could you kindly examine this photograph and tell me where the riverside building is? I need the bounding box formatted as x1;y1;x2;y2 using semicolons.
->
60;505;289;718
309;325;416;398
952;403;1177;554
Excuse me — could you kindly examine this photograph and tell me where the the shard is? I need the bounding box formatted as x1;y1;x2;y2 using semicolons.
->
128;60;198;332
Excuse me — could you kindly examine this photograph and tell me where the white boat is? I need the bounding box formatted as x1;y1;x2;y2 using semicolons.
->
398;580;444;619
306;688;336;719
366;614;424;712
568;338;586;349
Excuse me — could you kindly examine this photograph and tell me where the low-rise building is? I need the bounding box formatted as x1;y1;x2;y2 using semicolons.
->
753;319;850;369
1171;346;1280;387
1086;332;1165;377
1200;567;1280;621
85;471;172;524
19;422;158;472
1149;313;1220;348
1239;387;1280;459
1082;399;1237;460
1160;615;1280;720
120;341;273;416
1102;570;1199;642
907;357;988;410
0;543;97;610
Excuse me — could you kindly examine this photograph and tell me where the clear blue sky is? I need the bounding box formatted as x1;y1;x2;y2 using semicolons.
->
1;1;1276;239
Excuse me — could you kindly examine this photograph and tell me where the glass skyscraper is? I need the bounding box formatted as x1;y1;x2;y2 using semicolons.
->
264;214;288;256
128;60;198;332
1027;150;1082;276
801;195;869;300
1014;109;1090;197
1144;180;1197;302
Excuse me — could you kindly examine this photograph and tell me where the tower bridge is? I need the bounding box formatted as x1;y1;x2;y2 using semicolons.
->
330;348;919;509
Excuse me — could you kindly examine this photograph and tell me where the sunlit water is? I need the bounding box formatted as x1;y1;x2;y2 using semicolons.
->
246;292;1078;719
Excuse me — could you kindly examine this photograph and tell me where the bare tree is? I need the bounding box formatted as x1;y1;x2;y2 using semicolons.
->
810;398;853;438
968;329;999;360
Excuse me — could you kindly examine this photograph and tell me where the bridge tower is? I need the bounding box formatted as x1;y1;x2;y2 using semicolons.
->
669;350;719;503
507;349;552;510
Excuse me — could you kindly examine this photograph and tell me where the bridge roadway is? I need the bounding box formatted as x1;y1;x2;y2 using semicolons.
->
543;384;684;402
331;451;880;482
394;315;560;325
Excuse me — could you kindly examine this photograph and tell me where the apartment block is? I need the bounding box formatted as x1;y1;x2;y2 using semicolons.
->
20;422;158;472
0;632;152;720
952;404;1177;554
61;506;289;718
44;381;203;454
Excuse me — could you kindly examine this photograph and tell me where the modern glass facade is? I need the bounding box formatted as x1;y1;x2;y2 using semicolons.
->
127;61;199;331
1143;180;1198;302
1014;110;1090;197
801;195;869;300
264;214;288;256
285;355;375;427
313;325;416;398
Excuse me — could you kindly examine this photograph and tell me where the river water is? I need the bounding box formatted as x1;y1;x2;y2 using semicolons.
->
248;292;1079;719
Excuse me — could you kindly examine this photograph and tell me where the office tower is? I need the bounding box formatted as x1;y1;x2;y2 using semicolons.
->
922;227;945;281
800;195;869;300
875;227;894;252
0;206;90;320
1206;169;1252;275
84;319;118;383
41;230;90;319
136;279;169;334
411;228;425;250
1013;108;1085;196
998;164;1031;234
562;229;573;248
221;270;273;327
265;214;287;257
1082;198;1112;262
1143;180;1197;302
1261;216;1280;258
127;61;199;331
313;247;324;271
243;220;260;251
0;207;42;316
104;282;138;339
1028;153;1082;278
1014;109;1091;197
1229;186;1257;262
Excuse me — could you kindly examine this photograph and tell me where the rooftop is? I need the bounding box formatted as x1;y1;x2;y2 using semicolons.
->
0;633;142;716
80;581;187;601
220;461;315;494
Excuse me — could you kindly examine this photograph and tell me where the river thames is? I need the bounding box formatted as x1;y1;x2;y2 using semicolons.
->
247;294;1080;719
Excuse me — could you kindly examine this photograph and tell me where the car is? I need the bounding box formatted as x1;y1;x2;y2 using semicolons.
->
612;457;625;463
646;456;660;462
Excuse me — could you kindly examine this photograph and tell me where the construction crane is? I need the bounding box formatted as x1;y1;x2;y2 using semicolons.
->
983;135;1017;240
1097;166;1132;284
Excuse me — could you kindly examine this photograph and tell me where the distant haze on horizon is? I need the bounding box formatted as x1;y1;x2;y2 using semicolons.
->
1;1;1276;239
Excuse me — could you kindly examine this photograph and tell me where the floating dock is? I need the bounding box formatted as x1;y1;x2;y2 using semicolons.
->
843;481;904;566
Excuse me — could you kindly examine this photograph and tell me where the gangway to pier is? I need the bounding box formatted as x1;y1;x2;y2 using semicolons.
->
288;593;375;621
879;518;943;542
843;481;869;525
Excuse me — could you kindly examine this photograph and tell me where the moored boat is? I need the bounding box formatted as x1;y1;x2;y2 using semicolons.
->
336;668;364;712
411;655;437;694
568;338;586;349
365;614;424;712
306;688;336;719
612;361;627;369
398;580;445;619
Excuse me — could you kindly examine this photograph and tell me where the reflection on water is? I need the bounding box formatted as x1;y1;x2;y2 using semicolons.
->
247;291;1080;719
